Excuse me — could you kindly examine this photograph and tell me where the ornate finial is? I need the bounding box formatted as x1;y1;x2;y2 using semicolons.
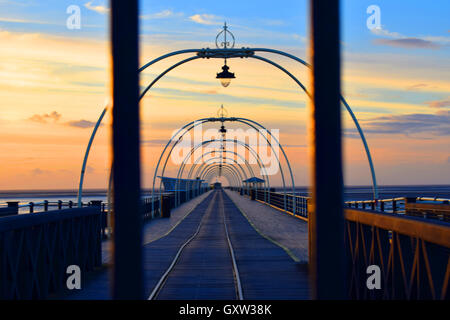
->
217;104;229;118
215;22;235;49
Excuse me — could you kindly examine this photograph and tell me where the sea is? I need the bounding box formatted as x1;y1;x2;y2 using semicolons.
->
0;185;449;214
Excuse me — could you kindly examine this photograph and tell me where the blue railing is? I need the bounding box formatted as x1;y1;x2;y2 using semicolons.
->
0;206;102;299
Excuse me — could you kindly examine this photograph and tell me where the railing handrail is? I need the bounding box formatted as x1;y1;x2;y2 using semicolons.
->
345;208;450;248
0;207;101;232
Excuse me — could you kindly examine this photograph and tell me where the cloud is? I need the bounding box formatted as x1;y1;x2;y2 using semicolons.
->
371;27;448;50
373;38;441;49
66;119;97;128
0;17;54;25
189;14;221;25
406;83;428;91
141;9;183;20
84;1;109;14
31;168;45;175
29;111;61;123
425;99;450;109
355;110;450;136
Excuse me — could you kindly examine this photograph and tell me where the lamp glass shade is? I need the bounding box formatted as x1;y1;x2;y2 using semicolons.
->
220;78;231;87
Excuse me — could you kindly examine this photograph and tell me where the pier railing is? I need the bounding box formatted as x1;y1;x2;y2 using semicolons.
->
346;197;450;222
236;188;450;223
345;208;450;300
235;188;450;300
0;206;102;299
254;190;309;219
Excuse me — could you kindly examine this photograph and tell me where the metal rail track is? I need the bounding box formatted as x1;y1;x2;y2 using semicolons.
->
219;190;244;300
148;190;243;300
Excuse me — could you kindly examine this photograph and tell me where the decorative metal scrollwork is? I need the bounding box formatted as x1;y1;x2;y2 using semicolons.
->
215;22;235;49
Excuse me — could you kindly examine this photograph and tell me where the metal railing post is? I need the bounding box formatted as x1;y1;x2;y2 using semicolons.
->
110;0;143;299
308;0;346;299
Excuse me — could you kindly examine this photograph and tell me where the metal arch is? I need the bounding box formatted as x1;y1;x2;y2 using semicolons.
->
201;164;242;188
195;160;247;190
203;165;241;186
139;49;201;72
77;107;107;207
155;117;288;212
202;167;240;188
78;58;290;208
203;169;233;189
195;158;247;182
250;55;309;96
78;46;377;208
179;149;256;200
176;138;271;201
157;118;285;208
235;117;295;199
203;165;239;184
184;150;255;184
340;98;378;199
203;167;237;188
139;56;202;100
247;55;377;198
205;169;233;186
182;150;254;203
175;150;255;205
180;158;247;206
230;117;291;212
152;119;209;212
203;165;240;183
178;139;270;184
139;47;377;199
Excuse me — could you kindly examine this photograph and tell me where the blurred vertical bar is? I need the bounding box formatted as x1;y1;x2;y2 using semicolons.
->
308;0;346;299
110;0;143;299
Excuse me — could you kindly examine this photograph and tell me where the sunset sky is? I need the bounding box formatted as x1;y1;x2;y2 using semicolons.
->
0;0;449;190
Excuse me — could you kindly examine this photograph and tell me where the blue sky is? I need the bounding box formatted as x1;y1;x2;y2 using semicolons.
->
1;0;449;48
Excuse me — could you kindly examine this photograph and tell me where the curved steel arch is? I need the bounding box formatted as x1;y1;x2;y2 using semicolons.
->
78;46;378;208
138;47;377;199
174;157;247;207
203;167;238;187
153;117;291;212
196;158;247;182
202;164;241;186
201;164;242;188
203;169;234;189
176;138;271;201
175;150;255;205
204;170;233;186
190;149;255;178
181;149;255;200
204;164;240;183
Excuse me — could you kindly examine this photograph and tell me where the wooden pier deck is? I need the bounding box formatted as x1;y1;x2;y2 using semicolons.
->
56;189;310;300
